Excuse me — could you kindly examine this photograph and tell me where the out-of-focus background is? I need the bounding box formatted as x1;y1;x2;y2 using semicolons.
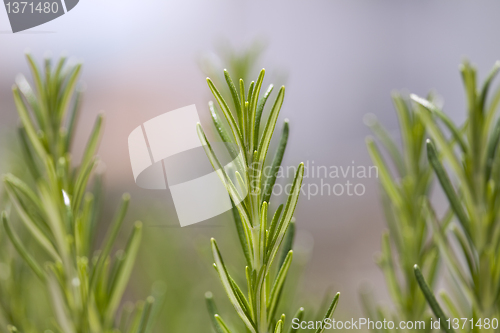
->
2;0;500;331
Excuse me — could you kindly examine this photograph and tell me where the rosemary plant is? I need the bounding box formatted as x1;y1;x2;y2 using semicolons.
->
409;60;500;332
1;54;153;333
198;69;340;333
363;93;440;332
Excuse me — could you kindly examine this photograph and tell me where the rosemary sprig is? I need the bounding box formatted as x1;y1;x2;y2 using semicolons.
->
199;69;340;333
410;60;500;331
1;54;153;333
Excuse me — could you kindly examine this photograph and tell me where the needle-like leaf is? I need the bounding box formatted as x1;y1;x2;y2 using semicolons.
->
314;293;340;333
211;238;257;333
414;265;455;333
262;121;289;205
2;212;45;281
205;292;225;333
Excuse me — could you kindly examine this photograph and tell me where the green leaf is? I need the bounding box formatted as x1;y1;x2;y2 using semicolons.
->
249;69;266;153
288;307;304;333
2;212;45;281
259;201;268;265
240;79;247;139
211;238;257;333
224;70;242;127
411;94;467;153
38;182;71;267
256;86;285;174
379;232;403;304
3;173;43;211
266;163;304;268
254;264;268;333
197;124;252;230
254;84;274;149
209;101;241;161
485;116;500;181
364;113;405;176
136;296;154;333
426;140;471;235
279;220;294;269
414;265;456;333
366;137;403;208
423;200;475;304
214;315;233;333
65;87;83;151
58;64;81;119
91;194;130;288
106;221;143;326
46;265;76;333
274;320;283;333
268;204;283;242
15;74;44;131
207;78;245;162
4;180;60;261
12;86;47;160
25;53;49;125
267;250;293;322
262;121;289;205
79;114;103;173
231;199;252;268
412;94;470;192
18;125;41;180
209;101;234;144
478;61;500;117
205;292;225;333
314;292;340;333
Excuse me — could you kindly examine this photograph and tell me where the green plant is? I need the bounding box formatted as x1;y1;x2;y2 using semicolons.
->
363;93;441;332
409;60;500;332
0;54;154;333
197;69;340;333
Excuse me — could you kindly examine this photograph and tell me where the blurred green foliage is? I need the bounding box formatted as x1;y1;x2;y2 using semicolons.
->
367;60;500;333
363;93;440;332
0;55;153;333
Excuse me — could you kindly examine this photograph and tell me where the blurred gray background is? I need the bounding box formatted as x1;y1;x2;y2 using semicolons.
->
1;0;500;325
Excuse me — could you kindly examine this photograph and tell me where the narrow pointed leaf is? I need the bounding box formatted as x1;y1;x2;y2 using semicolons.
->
205;292;225;333
366;137;403;208
254;85;274;149
2;212;45;281
268;250;293;322
274;320;283;333
314;293;340;333
266;163;304;268
211;238;257;333
288;307;304;333
91;194;130;288
106;221;143;325
249;69;265;152
207;78;245;159
262;121;289;205
136;296;154;333
224;70;242;124
215;315;233;333
257;87;285;171
426;140;471;235
414;265;455;333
